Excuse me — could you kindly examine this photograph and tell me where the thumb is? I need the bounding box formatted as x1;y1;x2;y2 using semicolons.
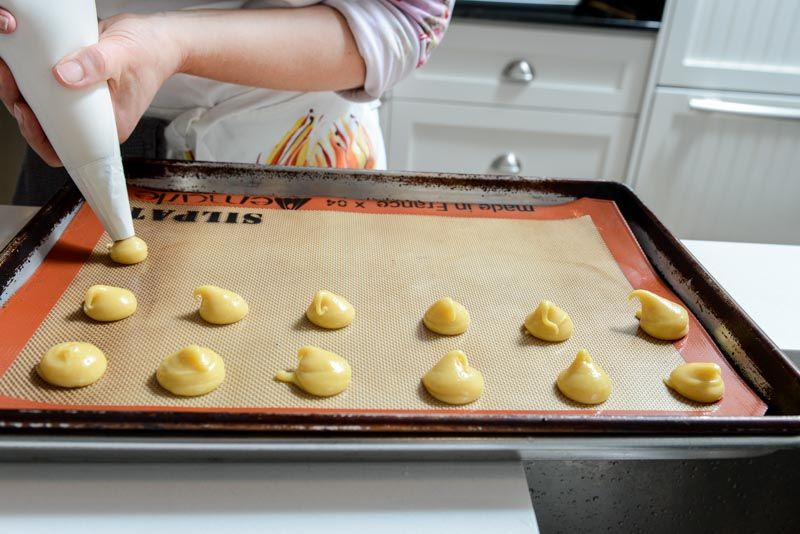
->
53;41;122;88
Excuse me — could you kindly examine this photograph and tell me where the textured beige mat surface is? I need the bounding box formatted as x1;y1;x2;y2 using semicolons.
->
0;191;765;415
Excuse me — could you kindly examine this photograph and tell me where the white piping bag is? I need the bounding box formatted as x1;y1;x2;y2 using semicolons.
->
0;0;134;240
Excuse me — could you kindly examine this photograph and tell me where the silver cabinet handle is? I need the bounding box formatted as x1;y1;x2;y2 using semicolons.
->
502;59;534;83
490;152;521;175
689;98;800;120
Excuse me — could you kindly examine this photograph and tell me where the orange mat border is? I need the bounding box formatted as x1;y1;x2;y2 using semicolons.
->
0;187;767;417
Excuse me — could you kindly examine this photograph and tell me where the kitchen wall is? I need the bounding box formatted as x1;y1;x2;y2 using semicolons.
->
385;1;800;245
0;107;25;203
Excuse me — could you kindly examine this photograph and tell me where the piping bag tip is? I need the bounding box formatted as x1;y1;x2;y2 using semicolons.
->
68;157;135;241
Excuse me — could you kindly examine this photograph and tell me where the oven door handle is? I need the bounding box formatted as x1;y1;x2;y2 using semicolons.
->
689;98;800;120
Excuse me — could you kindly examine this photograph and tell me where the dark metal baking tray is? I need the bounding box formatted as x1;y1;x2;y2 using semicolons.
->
1;160;798;447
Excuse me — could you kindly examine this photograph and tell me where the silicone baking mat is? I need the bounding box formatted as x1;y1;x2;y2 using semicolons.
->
0;187;766;416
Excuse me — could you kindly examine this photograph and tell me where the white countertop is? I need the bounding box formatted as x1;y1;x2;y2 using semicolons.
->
682;240;800;359
0;461;538;533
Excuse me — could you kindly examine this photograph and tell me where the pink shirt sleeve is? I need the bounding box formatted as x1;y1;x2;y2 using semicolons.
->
324;0;454;101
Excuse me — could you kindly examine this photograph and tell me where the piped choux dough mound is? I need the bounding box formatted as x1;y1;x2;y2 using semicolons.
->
423;297;470;336
629;289;689;341
156;345;226;396
37;342;107;388
524;300;573;342
194;285;249;325
108;236;148;264
306;290;355;329
421;350;484;405
556;349;612;405
275;346;352;397
83;285;137;322
665;362;724;403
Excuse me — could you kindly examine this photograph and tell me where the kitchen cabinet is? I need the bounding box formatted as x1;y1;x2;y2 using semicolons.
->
388;100;635;178
630;0;800;244
393;21;653;114
660;0;800;95
384;20;655;180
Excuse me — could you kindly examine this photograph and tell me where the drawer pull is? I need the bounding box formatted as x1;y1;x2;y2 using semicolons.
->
502;59;534;83
490;152;522;175
689;98;800;120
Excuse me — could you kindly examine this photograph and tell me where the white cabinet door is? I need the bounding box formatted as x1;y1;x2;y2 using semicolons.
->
661;0;800;95
387;100;636;180
393;20;654;114
633;88;800;245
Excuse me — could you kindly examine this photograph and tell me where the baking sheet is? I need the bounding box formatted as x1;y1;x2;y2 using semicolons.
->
0;187;766;416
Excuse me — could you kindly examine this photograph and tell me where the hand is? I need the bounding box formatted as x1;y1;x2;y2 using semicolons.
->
0;9;183;167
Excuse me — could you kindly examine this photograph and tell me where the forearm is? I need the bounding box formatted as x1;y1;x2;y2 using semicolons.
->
166;6;366;92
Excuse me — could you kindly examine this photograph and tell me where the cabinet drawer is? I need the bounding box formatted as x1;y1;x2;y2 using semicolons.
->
387;100;636;180
633;88;800;245
660;0;800;95
393;21;654;114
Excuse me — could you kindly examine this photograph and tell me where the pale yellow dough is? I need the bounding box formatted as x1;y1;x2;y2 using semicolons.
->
275;346;352;397
665;362;724;403
306;290;355;329
194;285;249;325
108;236;148;264
556;349;612;405
156;345;226;396
524;300;573;342
37;342;107;388
422;350;484;405
629;289;689;340
83;285;137;321
423;297;470;335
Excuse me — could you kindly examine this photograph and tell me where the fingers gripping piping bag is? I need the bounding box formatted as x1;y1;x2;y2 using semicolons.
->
0;0;134;240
